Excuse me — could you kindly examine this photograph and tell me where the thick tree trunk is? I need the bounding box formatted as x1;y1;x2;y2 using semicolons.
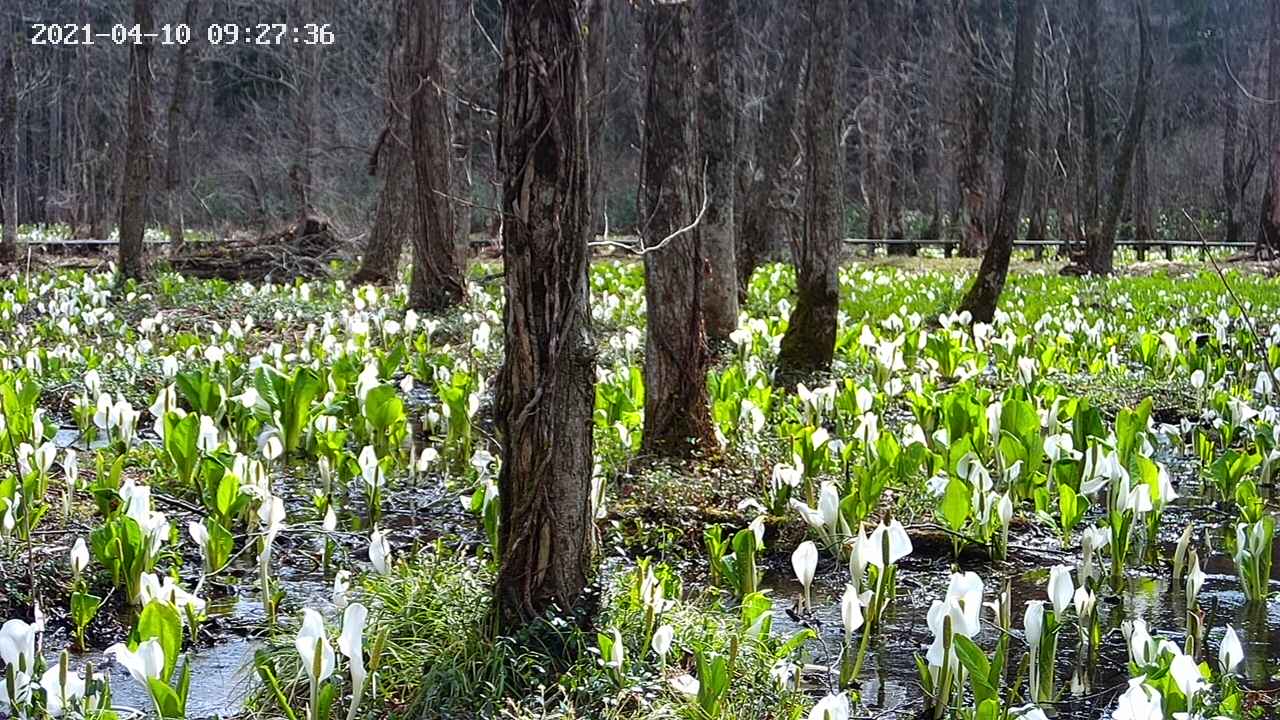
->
697;0;740;345
1086;0;1151;276
288;0;317;223
0;33;17;263
405;0;465;312
958;0;993;257
1258;0;1280;254
776;0;844;377
354;9;415;286
640;0;714;457
494;0;596;629
585;0;610;233
447;0;472;247
164;0;199;249
960;0;1040;322
118;0;154;281
354;147;415;285
737;7;807;294
1079;0;1102;245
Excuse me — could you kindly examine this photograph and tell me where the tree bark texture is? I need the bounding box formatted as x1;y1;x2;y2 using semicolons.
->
776;0;845;377
405;0;465;311
960;0;1040;323
958;0;994;257
585;0;610;233
1079;0;1102;243
640;0;715;457
447;0;473;246
164;0;199;249
1086;0;1150;275
494;0;597;629
0;31;17;263
355;147;416;285
736;6;807;295
697;0;740;345
354;7;416;286
118;0;154;281
1258;0;1280;254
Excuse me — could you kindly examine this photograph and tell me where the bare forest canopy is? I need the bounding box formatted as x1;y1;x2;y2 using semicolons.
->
0;0;1276;252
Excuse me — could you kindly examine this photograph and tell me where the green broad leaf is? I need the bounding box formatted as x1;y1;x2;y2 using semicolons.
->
315;681;337;720
71;591;103;628
206;517;234;572
175;658;192;706
164;412;201;483
1058;484;1086;533
215;471;242;519
1000;398;1039;440
694;649;729;715
975;697;1000;720
364;384;405;431
147;678;183;719
940;477;971;531
138;601;183;683
952;635;997;703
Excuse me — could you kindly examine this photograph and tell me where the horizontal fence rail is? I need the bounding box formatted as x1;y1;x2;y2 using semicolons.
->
842;237;1254;259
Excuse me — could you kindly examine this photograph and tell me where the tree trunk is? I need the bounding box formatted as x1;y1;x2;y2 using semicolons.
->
960;0;1040;322
494;0;596;629
1222;51;1243;246
697;0;740;345
776;0;844;377
1134;132;1153;258
1258;0;1280;254
1086;0;1151;276
640;0;714;457
0;30;17;263
447;0;473;247
355;147;415;285
405;0;465;312
354;8;415;286
288;0;317;223
585;0;610;234
737;6;807;294
118;0;154;281
1079;0;1102;247
958;0;993;257
164;0;199;250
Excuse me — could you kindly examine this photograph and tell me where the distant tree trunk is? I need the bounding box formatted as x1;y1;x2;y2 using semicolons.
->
355;147;415;285
405;0;465;312
958;0;993;257
0;33;16;263
164;0;199;250
494;0;596;629
1085;0;1150;276
1258;0;1280;254
118;0;154;281
447;0;473;247
585;0;610;233
737;7;807;294
1222;54;1243;246
354;7;415;286
697;0;740;345
288;0;317;221
1079;0;1102;246
960;0;1039;322
1134;134;1153;258
640;0;714;457
776;0;844;377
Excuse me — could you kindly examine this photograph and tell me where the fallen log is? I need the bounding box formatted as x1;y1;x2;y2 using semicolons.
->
169;216;343;282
